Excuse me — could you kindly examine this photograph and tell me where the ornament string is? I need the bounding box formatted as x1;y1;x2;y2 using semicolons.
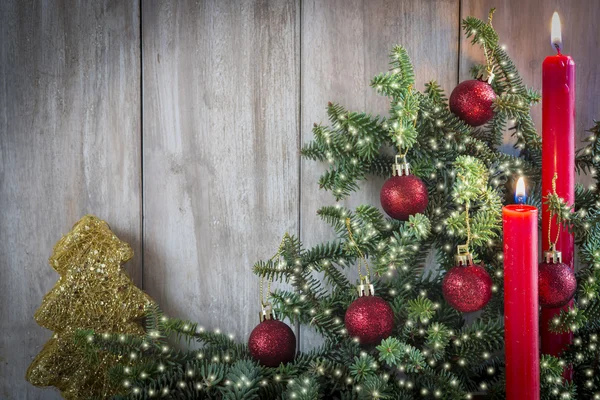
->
488;7;496;27
345;218;371;281
395;84;417;158
482;8;496;82
547;173;562;251
259;233;290;308
482;44;495;80
465;201;472;251
396;133;413;160
456;171;473;253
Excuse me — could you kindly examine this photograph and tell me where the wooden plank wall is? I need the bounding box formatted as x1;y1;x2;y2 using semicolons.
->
0;0;598;398
141;0;299;342
0;1;141;398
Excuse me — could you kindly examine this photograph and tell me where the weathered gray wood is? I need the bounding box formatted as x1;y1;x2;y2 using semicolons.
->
142;0;299;342
0;1;141;398
460;0;600;183
2;1;599;398
300;0;460;350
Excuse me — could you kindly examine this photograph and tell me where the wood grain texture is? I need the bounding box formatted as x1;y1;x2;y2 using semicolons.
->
2;1;600;398
460;0;600;176
142;0;299;341
300;0;460;350
0;1;141;398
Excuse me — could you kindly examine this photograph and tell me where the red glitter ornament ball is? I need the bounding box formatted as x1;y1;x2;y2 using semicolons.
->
449;80;496;127
344;295;394;345
248;319;296;367
442;264;493;313
380;174;428;221
538;262;577;308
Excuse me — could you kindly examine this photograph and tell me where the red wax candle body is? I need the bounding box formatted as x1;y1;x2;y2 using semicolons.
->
503;205;539;400
541;51;576;369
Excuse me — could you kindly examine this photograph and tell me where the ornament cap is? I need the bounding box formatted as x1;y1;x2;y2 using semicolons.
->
357;276;375;297
392;155;410;177
259;304;275;322
455;244;474;266
544;245;562;264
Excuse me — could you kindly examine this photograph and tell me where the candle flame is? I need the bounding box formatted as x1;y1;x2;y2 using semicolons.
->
551;12;562;52
515;177;526;204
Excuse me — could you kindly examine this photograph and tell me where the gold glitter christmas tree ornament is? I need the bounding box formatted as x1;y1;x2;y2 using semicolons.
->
26;215;153;400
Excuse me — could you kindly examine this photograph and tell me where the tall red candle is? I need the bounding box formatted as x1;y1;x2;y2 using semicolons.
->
503;203;539;400
541;12;576;371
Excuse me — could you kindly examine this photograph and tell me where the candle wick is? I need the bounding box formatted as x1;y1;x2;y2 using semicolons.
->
554;42;561;55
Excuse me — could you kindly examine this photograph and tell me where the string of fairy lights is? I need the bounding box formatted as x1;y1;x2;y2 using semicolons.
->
89;309;598;399
81;204;593;398
89;193;595;399
81;39;600;400
111;213;592;392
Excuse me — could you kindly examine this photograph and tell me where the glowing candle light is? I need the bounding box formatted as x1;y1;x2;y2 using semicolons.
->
551;12;562;51
514;177;526;204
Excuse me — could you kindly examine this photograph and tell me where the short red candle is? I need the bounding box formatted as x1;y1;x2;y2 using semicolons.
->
541;14;576;373
503;205;539;400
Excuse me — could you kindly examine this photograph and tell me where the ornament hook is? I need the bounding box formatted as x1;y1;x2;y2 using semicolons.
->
258;233;290;322
455;244;474;266
544;243;563;264
357;275;375;297
393;154;410;176
259;303;275;322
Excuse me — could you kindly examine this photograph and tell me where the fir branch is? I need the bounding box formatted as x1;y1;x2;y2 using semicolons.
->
462;14;499;50
376;337;426;373
424;81;447;104
492;93;530;119
284;375;321;400
217;360;262;400
349;354;379;383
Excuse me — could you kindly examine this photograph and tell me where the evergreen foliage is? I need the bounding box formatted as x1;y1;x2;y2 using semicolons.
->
79;9;600;399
